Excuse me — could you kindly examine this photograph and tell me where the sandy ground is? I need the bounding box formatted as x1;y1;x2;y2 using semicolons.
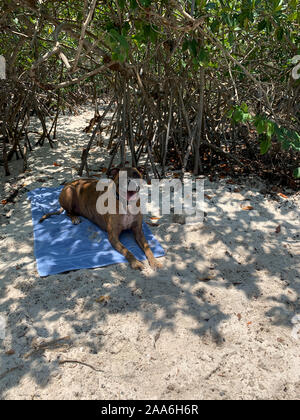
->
0;105;299;400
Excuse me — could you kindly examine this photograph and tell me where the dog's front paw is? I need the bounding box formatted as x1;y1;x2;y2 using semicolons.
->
149;258;163;270
71;216;81;225
130;259;144;270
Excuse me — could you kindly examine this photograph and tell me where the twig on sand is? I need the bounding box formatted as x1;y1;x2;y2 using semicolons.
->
0;365;24;380
24;335;71;359
153;327;163;348
58;359;104;372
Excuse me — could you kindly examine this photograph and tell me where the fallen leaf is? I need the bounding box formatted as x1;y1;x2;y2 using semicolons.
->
233;188;241;193
241;205;254;211
5;349;15;355
150;216;161;220
278;192;288;199
247;321;252;326
275;225;281;234
271;186;279;192
204;194;212;200
146;222;159;227
1;200;7;205
198;275;214;282
226;179;235;185
237;313;242;321
53;162;61;167
95;295;110;304
277;338;284;343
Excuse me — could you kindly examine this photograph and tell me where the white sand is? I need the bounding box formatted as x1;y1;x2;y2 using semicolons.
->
0;105;299;400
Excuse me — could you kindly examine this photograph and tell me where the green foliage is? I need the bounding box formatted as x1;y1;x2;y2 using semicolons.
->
294;167;300;178
228;104;300;176
1;0;299;180
227;103;251;124
274;125;300;152
133;21;158;45
107;28;130;62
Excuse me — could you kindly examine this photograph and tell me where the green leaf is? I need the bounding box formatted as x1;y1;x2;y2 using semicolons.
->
275;27;284;41
210;19;219;33
266;121;275;139
130;0;138;8
122;21;130;36
188;39;198;57
206;2;217;10
232;108;244;123
275;125;300;151
242;113;251;122
241;102;248;113
119;35;129;51
227;108;234;118
273;0;283;12
260;137;272;155
109;28;121;42
140;24;158;43
118;0;126;9
182;39;189;52
198;46;209;64
293;168;300;179
140;0;152;6
254;116;266;135
228;31;234;45
258;20;267;31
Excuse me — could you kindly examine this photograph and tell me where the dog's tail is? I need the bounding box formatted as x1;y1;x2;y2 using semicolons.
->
39;207;64;223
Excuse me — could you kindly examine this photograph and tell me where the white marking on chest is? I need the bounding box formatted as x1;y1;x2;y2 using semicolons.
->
119;201;140;229
120;213;137;230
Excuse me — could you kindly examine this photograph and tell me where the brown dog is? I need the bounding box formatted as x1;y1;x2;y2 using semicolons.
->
39;167;162;270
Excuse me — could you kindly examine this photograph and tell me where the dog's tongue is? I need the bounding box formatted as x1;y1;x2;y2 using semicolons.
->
127;190;136;201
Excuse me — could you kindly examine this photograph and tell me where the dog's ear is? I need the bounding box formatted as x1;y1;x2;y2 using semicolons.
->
136;166;147;179
107;167;120;179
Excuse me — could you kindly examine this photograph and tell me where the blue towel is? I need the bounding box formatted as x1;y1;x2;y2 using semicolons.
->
28;187;165;276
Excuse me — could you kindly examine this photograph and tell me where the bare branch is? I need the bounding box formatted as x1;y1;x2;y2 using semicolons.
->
72;0;98;72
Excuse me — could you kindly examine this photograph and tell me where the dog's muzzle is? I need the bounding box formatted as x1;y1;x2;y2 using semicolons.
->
117;179;140;203
126;179;140;201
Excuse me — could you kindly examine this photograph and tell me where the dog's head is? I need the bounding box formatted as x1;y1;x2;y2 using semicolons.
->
107;166;143;202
